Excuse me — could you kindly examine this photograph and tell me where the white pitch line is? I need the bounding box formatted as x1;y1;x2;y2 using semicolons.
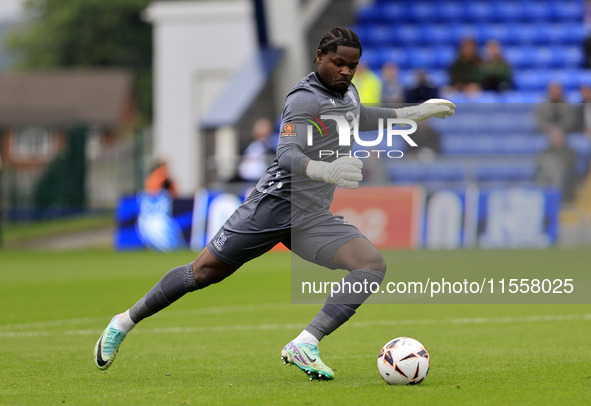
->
0;302;298;332
0;314;589;339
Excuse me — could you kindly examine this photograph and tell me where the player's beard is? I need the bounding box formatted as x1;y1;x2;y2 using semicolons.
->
334;80;350;94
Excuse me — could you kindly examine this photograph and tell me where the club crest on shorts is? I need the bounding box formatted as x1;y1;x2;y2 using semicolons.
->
213;231;227;251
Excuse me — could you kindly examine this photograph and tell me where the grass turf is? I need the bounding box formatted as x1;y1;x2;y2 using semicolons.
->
0;249;589;405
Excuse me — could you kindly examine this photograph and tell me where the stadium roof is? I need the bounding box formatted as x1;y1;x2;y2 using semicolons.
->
0;69;133;127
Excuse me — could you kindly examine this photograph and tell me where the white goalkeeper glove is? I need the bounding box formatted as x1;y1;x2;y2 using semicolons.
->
394;98;456;122
306;156;363;189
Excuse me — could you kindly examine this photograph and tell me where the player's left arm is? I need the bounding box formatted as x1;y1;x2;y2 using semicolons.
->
358;99;455;132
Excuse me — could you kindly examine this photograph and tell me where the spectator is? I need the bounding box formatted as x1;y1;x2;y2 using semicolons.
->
236;118;275;182
145;160;177;198
404;120;441;162
352;62;382;104
448;37;481;93
535;82;576;134
380;62;404;105
479;39;513;92
534;126;578;203
573;84;591;137
405;69;439;104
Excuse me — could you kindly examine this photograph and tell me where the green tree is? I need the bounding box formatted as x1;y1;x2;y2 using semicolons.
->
5;0;153;120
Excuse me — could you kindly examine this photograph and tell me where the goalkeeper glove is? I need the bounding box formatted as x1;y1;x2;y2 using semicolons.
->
394;98;456;122
306;156;363;189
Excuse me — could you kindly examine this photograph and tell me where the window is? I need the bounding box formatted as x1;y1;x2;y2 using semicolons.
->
10;127;57;159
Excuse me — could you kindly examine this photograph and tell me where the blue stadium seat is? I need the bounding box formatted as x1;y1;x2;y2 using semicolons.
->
503;135;547;154
389;163;424;183
563;25;586;45
494;2;526;21
514;70;552;91
547;69;580;91
436;2;465;21
377;47;410;69
479;24;511;44
422;25;454;45
425;163;466;181
504;46;532;69
428;69;449;87
521;1;554;22
356;5;382;24
512;25;544;44
432;47;455;68
398;25;423;45
561;46;583;68
502;91;544;103
475;162;536;182
363;25;395;46
551;1;583;21
381;3;406;21
450;24;481;43
408;3;438;22
465;2;496;22
406;47;437;68
359;47;380;70
579;71;591;87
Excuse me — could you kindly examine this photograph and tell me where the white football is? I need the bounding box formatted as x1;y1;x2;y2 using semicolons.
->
377;337;430;385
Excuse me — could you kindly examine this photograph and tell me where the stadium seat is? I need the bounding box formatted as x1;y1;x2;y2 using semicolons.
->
378;47;410;69
436;2;465;21
512;25;544;44
381;3;407;21
422;25;454;45
479;24;511;44
363;25;395;46
521;1;554;22
504;46;532;69
494;2;525;21
356;5;382;24
465;2;496;22
398;25;423;45
406;47;437;68
551;1;583;22
432;47;455;69
408;3;438;22
450;24;481;43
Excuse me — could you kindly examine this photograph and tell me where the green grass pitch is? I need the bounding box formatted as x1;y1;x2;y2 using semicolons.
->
0;249;590;405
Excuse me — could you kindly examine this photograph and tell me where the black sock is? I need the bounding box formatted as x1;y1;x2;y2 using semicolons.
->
305;268;384;341
128;264;199;324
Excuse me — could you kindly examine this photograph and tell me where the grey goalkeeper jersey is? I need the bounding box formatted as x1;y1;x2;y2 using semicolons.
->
256;72;393;211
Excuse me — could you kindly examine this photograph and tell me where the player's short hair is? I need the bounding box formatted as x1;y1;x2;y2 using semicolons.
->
317;26;362;57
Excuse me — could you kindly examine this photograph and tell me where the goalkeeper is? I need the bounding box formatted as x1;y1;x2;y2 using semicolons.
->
94;26;454;380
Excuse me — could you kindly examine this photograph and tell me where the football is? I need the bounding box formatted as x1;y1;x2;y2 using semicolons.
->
377;337;430;385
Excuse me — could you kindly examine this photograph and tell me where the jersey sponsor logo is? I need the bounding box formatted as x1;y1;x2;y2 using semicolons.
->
280;123;296;137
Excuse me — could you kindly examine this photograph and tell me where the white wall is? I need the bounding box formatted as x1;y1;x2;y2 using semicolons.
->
145;1;256;195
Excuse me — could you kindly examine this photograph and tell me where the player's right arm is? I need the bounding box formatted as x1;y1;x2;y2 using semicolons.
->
275;89;363;189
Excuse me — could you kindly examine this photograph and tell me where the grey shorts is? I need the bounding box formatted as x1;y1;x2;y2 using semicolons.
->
207;189;365;269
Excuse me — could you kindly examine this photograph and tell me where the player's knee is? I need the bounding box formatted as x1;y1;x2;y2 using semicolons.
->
191;256;237;288
367;254;387;274
351;251;386;274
